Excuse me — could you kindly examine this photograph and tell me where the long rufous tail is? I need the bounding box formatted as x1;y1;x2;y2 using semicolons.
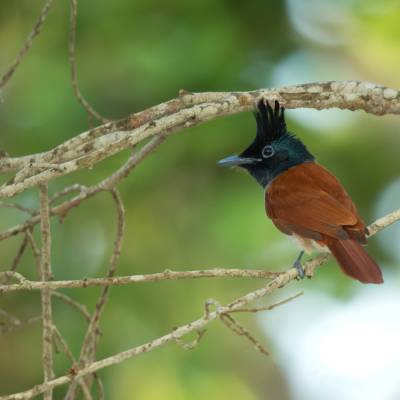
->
326;238;383;284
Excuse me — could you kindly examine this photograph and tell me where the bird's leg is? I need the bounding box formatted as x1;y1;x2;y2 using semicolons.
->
293;250;305;279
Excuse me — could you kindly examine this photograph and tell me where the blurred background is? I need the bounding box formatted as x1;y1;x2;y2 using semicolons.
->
1;0;400;399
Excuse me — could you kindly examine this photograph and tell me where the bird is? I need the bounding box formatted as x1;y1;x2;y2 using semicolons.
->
218;99;383;284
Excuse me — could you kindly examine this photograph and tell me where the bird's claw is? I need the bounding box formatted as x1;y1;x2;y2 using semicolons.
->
293;251;305;279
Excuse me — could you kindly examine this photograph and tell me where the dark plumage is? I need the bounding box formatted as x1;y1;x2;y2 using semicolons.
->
238;101;314;187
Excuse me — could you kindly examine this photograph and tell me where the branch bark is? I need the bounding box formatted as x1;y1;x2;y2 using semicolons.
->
1;80;399;400
1;206;398;400
0;267;310;400
0;135;165;243
64;189;125;399
1;81;399;198
0;268;279;293
1;206;399;294
38;184;54;400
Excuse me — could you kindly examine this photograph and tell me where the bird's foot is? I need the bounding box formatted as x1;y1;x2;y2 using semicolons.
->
293;251;305;279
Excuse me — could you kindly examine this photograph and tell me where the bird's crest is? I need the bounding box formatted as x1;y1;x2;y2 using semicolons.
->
254;99;287;143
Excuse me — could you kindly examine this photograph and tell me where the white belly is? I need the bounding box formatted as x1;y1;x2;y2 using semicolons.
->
291;233;328;254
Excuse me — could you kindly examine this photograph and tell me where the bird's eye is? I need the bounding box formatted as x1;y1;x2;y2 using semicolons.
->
262;145;275;159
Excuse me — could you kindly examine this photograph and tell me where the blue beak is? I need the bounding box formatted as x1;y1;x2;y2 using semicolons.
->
218;155;260;167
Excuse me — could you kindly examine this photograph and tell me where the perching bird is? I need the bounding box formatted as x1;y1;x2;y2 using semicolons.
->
218;100;383;284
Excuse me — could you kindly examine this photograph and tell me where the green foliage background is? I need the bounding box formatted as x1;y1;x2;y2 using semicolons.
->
1;1;400;398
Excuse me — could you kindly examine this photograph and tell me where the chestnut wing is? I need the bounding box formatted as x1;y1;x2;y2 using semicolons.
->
266;162;366;241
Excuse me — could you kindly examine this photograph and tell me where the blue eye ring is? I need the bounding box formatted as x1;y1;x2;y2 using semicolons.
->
262;145;275;159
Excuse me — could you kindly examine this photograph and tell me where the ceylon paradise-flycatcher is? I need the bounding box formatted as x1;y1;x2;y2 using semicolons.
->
218;100;383;284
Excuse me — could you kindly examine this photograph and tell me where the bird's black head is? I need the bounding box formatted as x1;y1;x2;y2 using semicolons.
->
218;100;315;187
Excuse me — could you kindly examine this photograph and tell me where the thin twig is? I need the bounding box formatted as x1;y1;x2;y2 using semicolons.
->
0;202;395;400
25;229;42;277
230;291;304;313
0;234;30;285
219;313;269;356
39;184;54;400
92;374;104;400
65;189;125;399
50;184;87;204
51;291;96;330
0;0;55;90
0;309;20;325
174;329;207;351
10;235;30;272
69;0;108;124
0;271;29;284
0;263;303;400
0;199;396;294
85;189;125;353
0;201;34;215
52;326;93;400
0;315;41;335
0;135;165;241
0;268;280;293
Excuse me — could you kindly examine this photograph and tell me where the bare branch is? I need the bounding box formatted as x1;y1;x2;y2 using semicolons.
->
0;315;41;336
230;291;304;313
367;208;400;236
1;205;398;294
0;135;165;242
64;189;125;399
92;374;104;400
50;184;87;204
1;81;400;198
95;135;165;191
84;189;125;349
219;313;269;356
52;327;93;400
0;271;29;285
39;184;54;400
0;268;279;293
0;0;55;90
0;262;301;400
0;309;20;325
1;234;30;285
2;206;398;399
1;79;399;400
0;201;398;293
25;229;42;277
51;291;95;330
174;329;207;351
0;201;34;215
69;0;109;124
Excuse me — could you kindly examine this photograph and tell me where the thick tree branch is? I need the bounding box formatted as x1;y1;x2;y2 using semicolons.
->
1;80;399;400
0;80;399;198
